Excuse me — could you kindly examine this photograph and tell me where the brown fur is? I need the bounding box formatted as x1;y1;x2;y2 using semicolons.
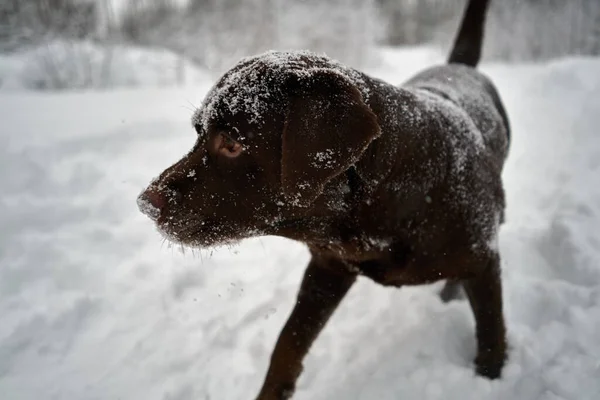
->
138;1;509;398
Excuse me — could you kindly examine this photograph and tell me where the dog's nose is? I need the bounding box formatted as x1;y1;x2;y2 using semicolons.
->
137;188;168;221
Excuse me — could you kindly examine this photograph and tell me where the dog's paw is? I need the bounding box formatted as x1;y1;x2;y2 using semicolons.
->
474;349;506;380
255;384;295;400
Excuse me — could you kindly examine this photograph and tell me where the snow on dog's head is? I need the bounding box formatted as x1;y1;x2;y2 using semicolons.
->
192;50;370;133
138;50;380;248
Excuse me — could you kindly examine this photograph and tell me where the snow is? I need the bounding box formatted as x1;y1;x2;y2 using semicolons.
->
137;194;161;222
0;41;210;91
1;48;600;399
313;149;336;168
192;50;370;132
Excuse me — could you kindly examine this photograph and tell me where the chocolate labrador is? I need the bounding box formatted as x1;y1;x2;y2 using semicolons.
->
138;0;510;398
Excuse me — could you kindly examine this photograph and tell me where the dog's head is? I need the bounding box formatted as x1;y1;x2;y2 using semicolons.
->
138;51;380;247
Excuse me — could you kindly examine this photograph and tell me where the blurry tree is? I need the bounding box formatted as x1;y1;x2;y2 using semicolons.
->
120;0;181;44
376;0;463;46
0;0;98;52
1;0;600;84
115;0;380;73
485;0;600;61
376;0;600;62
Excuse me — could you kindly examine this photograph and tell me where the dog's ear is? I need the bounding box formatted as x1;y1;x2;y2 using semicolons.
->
281;71;380;207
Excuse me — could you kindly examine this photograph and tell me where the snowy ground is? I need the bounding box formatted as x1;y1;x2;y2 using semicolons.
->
1;48;599;400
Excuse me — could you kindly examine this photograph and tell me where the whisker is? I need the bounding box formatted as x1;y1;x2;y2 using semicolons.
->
258;238;267;256
186;99;198;112
180;105;196;113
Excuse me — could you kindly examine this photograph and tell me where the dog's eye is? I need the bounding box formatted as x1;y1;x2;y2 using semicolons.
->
214;132;243;158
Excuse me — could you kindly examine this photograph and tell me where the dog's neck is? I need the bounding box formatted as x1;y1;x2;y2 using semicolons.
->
270;73;418;257
270;161;385;259
353;73;417;189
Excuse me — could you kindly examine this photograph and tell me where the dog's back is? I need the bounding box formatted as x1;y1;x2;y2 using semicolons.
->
403;0;510;169
404;65;509;169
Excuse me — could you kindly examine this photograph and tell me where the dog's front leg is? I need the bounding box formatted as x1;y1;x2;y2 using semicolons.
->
255;254;357;400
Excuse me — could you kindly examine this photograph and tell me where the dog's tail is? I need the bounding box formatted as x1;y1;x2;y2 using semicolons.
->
447;0;491;67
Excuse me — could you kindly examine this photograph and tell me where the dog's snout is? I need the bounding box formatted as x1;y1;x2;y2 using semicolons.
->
137;189;168;221
138;167;191;223
138;183;184;221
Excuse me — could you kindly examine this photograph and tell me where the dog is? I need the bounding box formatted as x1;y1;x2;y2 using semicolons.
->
138;0;510;398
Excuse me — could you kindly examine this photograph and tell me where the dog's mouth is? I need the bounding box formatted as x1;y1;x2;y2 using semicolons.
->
137;190;224;247
157;215;215;246
139;188;292;248
155;213;268;248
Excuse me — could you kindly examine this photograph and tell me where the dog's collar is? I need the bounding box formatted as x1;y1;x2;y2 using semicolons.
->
345;166;365;206
269;167;363;235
